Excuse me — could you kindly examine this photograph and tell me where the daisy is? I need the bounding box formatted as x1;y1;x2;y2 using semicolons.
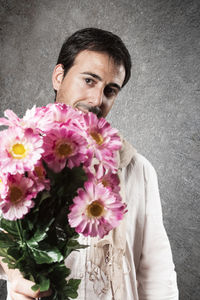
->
97;168;120;195
28;160;50;192
45;103;83;124
42;125;88;172
0;109;21;128
68;180;126;238
0;106;51;133
0;127;44;175
82;113;122;171
0;173;37;220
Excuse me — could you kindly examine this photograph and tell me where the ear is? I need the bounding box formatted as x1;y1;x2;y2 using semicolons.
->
52;64;64;91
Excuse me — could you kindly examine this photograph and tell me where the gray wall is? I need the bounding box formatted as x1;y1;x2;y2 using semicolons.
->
0;0;199;299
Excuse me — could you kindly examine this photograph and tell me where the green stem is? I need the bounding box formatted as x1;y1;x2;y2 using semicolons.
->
16;219;24;245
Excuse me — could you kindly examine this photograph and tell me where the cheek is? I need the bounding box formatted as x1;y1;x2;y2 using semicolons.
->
66;78;88;99
57;80;87;104
102;100;115;117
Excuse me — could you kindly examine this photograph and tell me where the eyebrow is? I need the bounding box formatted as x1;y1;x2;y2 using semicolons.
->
81;72;121;91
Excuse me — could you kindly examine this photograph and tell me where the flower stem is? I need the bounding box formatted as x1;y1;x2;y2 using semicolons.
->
16;219;24;245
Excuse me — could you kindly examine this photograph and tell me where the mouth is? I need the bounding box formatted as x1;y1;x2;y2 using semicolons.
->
75;103;102;118
75;103;90;114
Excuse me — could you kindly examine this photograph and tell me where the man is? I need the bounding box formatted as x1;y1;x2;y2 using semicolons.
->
0;28;179;299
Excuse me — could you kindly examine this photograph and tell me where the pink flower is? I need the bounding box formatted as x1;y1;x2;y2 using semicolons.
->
68;181;126;238
0;172;9;199
85;164;120;195
0;106;50;133
0;105;65;134
21;103;84;135
0;109;21;127
42;125;88;172
22;103;86;135
82;113;122;171
45;103;83;126
28;160;50;192
0;174;37;220
0;127;44;175
96;165;120;195
22;105;54;133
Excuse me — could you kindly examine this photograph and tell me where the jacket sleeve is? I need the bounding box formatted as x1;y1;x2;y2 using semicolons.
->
136;159;179;300
0;265;7;280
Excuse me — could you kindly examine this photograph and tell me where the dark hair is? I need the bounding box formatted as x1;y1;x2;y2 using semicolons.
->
56;28;132;88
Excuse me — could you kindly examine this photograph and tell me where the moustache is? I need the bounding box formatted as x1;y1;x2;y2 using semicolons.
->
75;103;103;118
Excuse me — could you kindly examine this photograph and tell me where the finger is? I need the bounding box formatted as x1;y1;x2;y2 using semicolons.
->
10;289;35;300
11;278;41;298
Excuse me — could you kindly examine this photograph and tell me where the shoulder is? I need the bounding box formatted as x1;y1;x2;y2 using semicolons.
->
119;136;158;185
125;151;158;183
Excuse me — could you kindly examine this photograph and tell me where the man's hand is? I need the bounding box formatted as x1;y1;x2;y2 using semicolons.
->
0;257;51;299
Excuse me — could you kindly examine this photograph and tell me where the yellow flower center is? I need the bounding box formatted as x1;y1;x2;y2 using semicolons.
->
11;143;26;159
56;143;73;157
87;200;104;218
9;186;23;204
90;132;104;145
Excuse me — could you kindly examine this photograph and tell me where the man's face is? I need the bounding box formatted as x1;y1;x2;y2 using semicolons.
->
52;50;126;118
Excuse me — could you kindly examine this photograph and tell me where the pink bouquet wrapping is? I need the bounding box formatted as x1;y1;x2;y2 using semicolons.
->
0;103;126;299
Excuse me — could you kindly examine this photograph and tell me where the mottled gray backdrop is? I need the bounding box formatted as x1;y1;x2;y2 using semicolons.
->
0;0;199;299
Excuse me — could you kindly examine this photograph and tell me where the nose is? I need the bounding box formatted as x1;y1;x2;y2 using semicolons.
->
88;87;103;107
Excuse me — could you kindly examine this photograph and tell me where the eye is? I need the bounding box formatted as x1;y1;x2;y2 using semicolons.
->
84;78;95;86
104;86;117;97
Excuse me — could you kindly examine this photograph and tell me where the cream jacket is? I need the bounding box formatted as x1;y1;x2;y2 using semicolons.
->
64;152;179;300
1;148;179;299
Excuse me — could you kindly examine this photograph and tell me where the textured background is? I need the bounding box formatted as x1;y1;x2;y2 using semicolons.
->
0;0;200;299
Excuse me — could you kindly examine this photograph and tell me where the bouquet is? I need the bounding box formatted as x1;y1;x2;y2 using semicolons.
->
0;103;126;299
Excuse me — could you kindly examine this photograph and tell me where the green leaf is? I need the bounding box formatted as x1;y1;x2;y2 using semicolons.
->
31;283;40;292
68;278;81;290
26;218;55;247
49;263;71;281
0;248;8;258
31;276;50;292
7;247;22;260
27;230;47;247
34;231;47;242
0;219;19;239
39;190;51;203
64;238;88;258
65;279;81;298
2;257;16;269
27;220;34;231
0;231;16;248
27;244;63;264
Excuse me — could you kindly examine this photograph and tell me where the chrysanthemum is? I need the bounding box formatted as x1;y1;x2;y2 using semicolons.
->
0;127;44;174
22;105;53;133
0;109;21;128
86;163;120;195
96;167;120;195
0;105;63;134
0;173;37;220
82;113;122;171
27;103;85;134
45;103;84;127
0;106;50;133
68;181;126;238
28;160;50;192
42;125;88;172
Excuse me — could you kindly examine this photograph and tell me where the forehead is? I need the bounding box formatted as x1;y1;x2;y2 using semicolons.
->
72;50;125;85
